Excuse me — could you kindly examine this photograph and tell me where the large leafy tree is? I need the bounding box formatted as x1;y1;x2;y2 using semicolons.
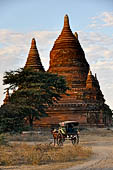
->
2;68;69;129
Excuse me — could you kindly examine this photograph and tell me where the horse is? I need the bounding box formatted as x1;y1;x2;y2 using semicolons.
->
51;128;59;146
51;128;65;146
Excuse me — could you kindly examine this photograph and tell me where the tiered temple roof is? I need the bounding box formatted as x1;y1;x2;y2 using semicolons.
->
24;38;45;72
48;15;89;88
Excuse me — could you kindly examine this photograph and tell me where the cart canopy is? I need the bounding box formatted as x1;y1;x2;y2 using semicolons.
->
59;121;79;126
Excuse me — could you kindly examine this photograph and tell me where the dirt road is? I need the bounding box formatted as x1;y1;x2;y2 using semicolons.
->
1;128;113;170
64;128;113;170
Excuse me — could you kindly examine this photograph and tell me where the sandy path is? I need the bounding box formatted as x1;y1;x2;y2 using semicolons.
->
64;134;113;170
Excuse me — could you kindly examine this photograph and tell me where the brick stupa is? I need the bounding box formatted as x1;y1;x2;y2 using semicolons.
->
34;15;105;126
2;16;110;127
48;14;89;88
25;38;45;72
3;89;10;105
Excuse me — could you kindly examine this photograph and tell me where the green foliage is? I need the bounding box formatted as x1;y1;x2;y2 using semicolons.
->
2;68;69;129
0;134;8;145
3;68;68;95
0;104;25;133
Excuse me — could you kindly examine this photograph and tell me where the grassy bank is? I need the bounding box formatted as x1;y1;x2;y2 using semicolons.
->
0;143;92;166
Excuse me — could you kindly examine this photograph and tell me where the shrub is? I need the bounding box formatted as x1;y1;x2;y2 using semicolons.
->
0;134;8;145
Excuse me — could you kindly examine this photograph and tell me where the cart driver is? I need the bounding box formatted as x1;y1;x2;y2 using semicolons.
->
58;122;66;136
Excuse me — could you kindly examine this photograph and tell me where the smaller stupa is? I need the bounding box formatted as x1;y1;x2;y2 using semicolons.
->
24;38;45;72
86;69;96;89
3;89;10;105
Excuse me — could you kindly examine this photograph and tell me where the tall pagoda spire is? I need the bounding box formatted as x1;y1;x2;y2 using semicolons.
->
48;14;89;88
24;38;45;71
51;14;78;50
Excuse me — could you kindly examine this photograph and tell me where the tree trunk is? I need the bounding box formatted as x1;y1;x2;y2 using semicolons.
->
29;115;33;130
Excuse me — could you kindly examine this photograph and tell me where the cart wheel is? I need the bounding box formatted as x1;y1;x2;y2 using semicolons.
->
71;138;76;145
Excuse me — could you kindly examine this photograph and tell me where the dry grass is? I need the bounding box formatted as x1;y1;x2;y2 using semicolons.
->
0;143;92;166
0;128;95;169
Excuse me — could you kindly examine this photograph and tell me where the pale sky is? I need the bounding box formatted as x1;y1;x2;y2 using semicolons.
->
0;0;113;109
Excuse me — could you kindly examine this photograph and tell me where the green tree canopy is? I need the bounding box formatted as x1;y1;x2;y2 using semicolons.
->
1;68;69;130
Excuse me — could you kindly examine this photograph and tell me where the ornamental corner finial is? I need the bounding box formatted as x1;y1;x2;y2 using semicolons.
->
74;32;78;39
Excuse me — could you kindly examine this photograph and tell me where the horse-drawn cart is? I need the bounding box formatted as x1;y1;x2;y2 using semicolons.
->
51;121;80;146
